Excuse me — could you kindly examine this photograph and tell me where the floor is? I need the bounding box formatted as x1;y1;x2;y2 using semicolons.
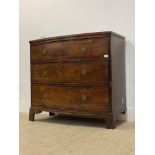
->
20;113;135;155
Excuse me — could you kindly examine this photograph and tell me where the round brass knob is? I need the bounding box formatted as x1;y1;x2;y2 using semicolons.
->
42;71;47;77
80;46;87;52
88;40;92;43
42;49;47;55
81;95;88;102
81;69;87;76
43;93;47;98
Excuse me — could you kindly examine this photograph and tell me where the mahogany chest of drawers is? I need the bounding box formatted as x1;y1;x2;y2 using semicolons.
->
29;31;126;129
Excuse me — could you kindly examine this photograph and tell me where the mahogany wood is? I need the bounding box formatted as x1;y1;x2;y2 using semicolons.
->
31;60;109;83
31;85;110;111
29;31;126;129
30;37;109;62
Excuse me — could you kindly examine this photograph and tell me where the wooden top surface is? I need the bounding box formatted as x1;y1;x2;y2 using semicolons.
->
29;31;125;45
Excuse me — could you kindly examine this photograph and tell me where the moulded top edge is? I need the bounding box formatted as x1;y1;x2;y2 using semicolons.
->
29;31;125;44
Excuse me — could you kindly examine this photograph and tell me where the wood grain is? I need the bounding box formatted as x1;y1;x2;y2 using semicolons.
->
31;60;109;83
29;31;126;129
31;85;110;111
30;37;109;62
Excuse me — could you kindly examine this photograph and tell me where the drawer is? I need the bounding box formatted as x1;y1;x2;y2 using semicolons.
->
31;61;109;83
30;37;109;62
31;85;110;111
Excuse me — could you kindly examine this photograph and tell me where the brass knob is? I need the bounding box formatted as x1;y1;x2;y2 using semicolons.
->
88;40;92;43
42;49;47;55
80;46;87;52
81;69;87;76
81;95;88;102
43;93;47;98
42;71;47;77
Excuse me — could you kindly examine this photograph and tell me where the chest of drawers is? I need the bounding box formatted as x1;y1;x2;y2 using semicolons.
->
29;31;126;129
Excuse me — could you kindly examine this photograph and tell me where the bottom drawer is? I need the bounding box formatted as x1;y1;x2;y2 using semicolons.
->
31;85;110;111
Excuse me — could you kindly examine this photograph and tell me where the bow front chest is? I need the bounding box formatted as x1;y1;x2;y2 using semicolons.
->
29;31;126;129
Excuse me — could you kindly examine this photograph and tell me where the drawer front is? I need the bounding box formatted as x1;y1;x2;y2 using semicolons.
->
31;85;110;111
31;37;109;62
31;61;109;83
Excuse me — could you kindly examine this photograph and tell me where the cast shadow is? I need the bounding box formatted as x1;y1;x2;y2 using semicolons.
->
35;113;127;129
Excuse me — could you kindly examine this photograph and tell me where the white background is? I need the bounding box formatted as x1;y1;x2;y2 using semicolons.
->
19;0;135;121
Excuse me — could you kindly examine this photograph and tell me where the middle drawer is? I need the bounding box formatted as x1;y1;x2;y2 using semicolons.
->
31;61;109;83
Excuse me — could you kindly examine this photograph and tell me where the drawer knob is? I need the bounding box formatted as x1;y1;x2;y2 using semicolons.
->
81;69;87;76
43;93;47;98
42;49;47;55
81;46;87;52
42;71;47;77
88;40;92;43
81;95;88;102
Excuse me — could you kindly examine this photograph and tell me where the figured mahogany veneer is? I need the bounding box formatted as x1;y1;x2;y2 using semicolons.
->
29;31;126;129
31;85;110;111
31;37;109;62
31;60;109;83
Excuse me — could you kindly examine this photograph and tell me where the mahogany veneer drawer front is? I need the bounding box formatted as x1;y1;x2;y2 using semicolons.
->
31;37;109;62
31;85;110;111
29;31;126;129
31;61;109;83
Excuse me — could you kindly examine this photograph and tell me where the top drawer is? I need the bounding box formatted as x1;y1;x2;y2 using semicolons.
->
30;37;109;62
